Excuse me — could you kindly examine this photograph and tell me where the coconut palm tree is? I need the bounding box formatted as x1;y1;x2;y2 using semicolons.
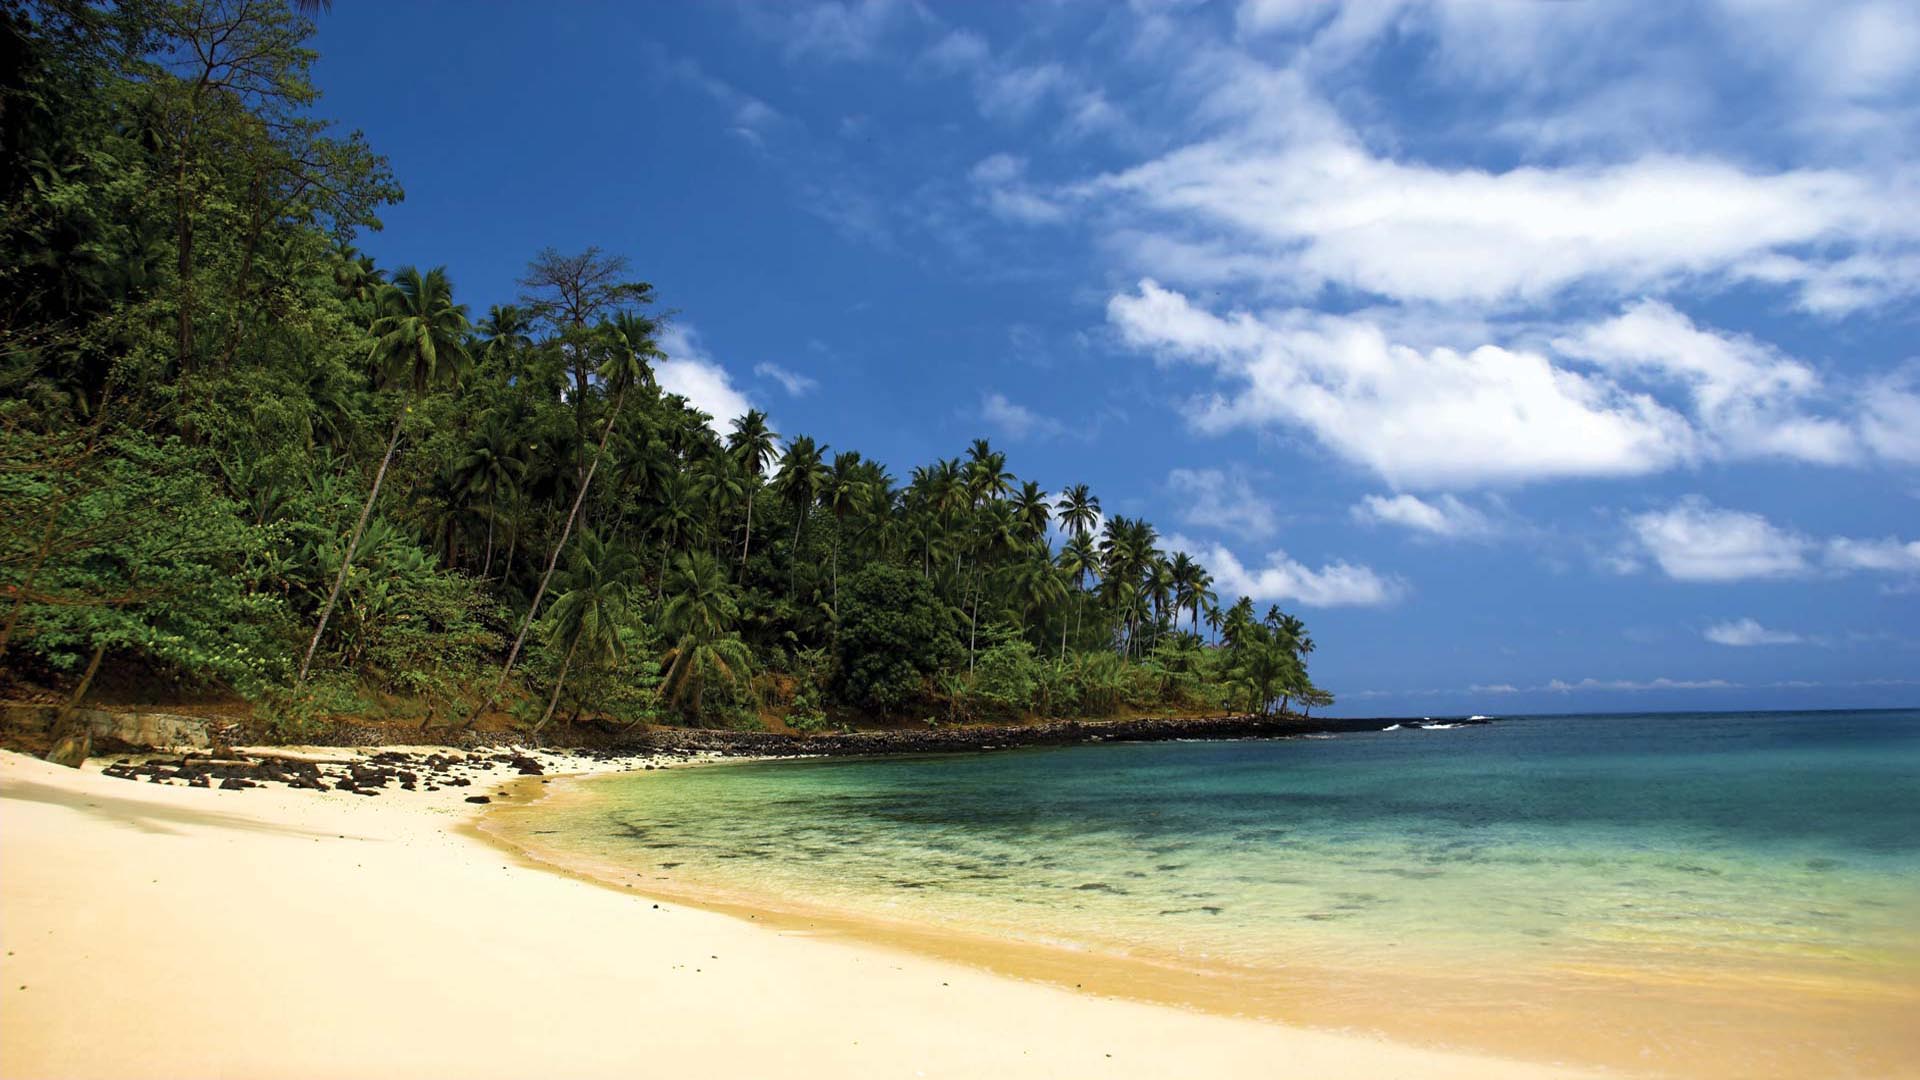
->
1011;480;1052;552
659;550;754;721
1054;483;1100;543
1056;530;1100;659
478;303;535;372
727;409;778;572
298;266;470;686
774;435;827;596
824;451;869;620
538;531;640;728
454;412;528;579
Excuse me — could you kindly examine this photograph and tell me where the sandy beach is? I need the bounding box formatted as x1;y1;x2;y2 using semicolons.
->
0;748;1600;1080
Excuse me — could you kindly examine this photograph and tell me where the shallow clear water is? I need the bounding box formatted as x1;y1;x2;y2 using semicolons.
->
494;710;1920;1075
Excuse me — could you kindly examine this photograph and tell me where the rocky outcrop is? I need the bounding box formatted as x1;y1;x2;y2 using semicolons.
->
0;703;214;751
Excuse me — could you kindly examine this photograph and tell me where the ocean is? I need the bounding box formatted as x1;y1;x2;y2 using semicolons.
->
486;709;1920;1076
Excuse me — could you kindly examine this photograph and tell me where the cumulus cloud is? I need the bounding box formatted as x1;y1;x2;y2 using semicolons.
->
656;324;755;435
1171;535;1403;607
1626;498;1812;582
1704;618;1803;646
1109;281;1698;488
1825;536;1920;573
1108;281;1914;486
754;361;818;397
1167;468;1277;538
1625;497;1920;582
1552;300;1860;464
979;391;1064;440
1351;493;1495;539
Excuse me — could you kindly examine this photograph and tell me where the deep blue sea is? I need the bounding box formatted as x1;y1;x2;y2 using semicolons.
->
491;709;1920;1076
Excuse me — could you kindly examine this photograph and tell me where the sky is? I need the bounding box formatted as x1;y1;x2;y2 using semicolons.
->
312;0;1920;716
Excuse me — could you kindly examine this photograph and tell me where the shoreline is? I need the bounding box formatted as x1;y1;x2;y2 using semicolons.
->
485;758;1920;1080
0;746;1593;1080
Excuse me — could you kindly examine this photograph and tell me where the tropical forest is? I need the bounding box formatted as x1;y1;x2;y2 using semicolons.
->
0;0;1328;753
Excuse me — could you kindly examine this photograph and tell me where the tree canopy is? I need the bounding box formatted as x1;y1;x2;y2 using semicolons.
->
0;0;1325;749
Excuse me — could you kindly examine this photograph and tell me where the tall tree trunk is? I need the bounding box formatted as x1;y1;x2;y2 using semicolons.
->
740;490;754;573
470;385;624;726
1060;593;1070;660
298;409;406;686
787;508;806;599
481;509;495;580
537;636;580;730
46;640;107;768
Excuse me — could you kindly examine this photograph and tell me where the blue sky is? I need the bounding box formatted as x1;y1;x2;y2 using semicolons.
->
313;1;1920;716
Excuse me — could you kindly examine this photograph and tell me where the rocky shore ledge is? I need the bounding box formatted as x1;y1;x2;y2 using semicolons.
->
621;712;1487;758
2;700;1492;769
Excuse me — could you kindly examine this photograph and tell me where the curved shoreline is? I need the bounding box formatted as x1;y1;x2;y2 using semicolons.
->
0;747;1592;1080
480;751;1920;1080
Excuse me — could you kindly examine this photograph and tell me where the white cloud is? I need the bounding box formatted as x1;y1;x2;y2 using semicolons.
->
1168;468;1277;538
1352;493;1494;539
1172;535;1403;607
754;362;818;397
1109;281;1698;488
1705;618;1803;646
1091;137;1916;311
969;154;1066;224
1109;282;1914;486
773;0;915;62
656;324;755;435
1546;676;1739;692
1825;536;1920;574
980;392;1064;440
657;50;783;146
1625;497;1920;583
1552;300;1860;465
1626;497;1812;582
1859;367;1920;464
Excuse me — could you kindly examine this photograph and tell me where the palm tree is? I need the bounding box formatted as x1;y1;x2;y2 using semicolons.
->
298;266;470;686
659;550;754;721
478;303;535;372
538;531;639;728
1054;483;1100;544
474;312;660;724
1056;530;1100;659
773;435;827;597
1011;480;1052;552
727;409;778;572
824;451;868;620
454;412;528;579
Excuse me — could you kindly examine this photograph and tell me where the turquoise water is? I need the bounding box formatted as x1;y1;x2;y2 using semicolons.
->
496;710;1920;1074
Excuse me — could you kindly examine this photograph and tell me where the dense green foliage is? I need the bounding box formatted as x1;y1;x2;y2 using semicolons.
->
0;0;1327;738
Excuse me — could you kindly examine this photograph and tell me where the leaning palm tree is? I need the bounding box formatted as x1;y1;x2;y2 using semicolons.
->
297;266;470;686
538;531;640;728
727;409;778;571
